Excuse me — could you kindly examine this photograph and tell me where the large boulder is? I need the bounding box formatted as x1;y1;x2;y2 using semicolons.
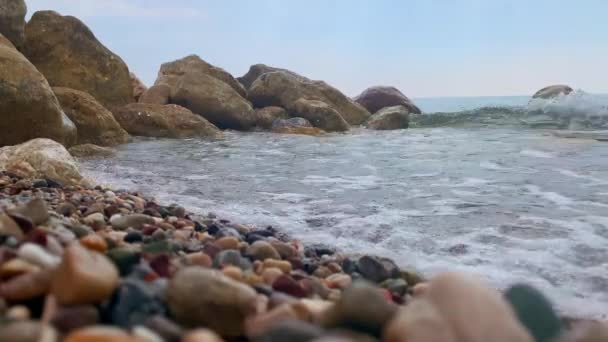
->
53;87;129;146
354;86;422;114
155;55;246;98
130;72;147;102
170;71;256;130
114;103;222;139
237;64;303;90
0;139;89;186
23;11;132;109
532;85;573;99
0;0;26;50
0;33;15;48
249;71;370;125
0;38;77;147
365;105;410;130
139;84;170;105
254;106;289;129
291;99;350;132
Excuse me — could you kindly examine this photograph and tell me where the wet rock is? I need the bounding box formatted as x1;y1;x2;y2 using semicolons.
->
305;244;336;258
53;87;129;146
167;267;257;336
320;282;397;337
64;325;134;342
504;284;561;342
51;243;119;305
364;105;410;130
110;214;155;230
214;249;251;270
291;99;350;132
254;106;289;129
356;255;399;283
381;278;408;297
354;86;422;114
248;240;281;261
50;305;99;334
103;278;167;328
271;117;325;135
139;84;170;105
114;103;222;139
24;11;132;109
532;84;573;99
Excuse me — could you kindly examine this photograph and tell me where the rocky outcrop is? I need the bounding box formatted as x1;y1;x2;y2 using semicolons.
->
532;85;573;99
355;86;421;114
0;0;26;50
114;103;222;139
170;71;255;130
139;84;170;105
249;71;370;126
53;87;129;146
291;99;350;132
23;11;132;109
0;139;88;186
254;106;289;129
156;55;246;98
68;144;116;158
365;105;410;130
130;72;147;102
0;39;77;147
271;117;324;135
237;64;302;91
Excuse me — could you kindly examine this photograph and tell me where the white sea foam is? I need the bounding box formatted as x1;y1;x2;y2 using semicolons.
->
520;149;555;158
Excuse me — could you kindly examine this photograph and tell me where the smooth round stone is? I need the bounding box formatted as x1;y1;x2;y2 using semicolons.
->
79;234;108;253
64;326;135;342
272;275;307;298
124;231;144;243
0;269;52;301
56;202;77;217
185;252;212;268
214;250;251;270
51;305;99;334
106;247;141;276
313;266;333;279
17;243;60;269
0;321;57;342
246;311;322;340
132;326;164;342
83;202;105;216
320;282;397;337
384;299;455;342
247;241;281;261
102;278;167;328
6;305;31;320
325;274;352;290
356;256;400;283
9;198;49;226
167;267;257;336
269;241;297;259
262;267;284;285
215;236;239;250
381;278;408;297
263;259;292;274
222;266;244;281
182;328;224;342
51;244;119;305
110;214;155;230
143;316;183;342
0;258;39;278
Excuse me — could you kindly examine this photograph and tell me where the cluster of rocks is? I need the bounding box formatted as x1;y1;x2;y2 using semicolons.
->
0;0;421;158
0;173;606;341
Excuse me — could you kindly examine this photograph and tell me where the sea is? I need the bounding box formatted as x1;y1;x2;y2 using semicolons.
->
82;91;608;319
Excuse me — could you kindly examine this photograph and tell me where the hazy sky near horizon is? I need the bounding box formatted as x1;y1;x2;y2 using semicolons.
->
26;0;608;98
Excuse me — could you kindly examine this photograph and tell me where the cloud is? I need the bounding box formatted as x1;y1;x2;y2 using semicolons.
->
27;0;202;18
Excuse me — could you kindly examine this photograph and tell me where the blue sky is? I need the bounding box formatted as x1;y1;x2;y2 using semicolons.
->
26;0;608;97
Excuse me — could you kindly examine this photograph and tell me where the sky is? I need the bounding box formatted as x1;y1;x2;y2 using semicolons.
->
26;0;608;98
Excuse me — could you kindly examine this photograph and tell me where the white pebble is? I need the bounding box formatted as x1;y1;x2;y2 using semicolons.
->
17;243;61;269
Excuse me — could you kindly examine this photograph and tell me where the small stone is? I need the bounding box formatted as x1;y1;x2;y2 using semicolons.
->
9;198;49;226
103;278;167;328
167;267;257;336
51;243;119;305
56;202;77;217
6;305;31;320
182;328;224;342
356;255;400;283
247;316;323;341
51;305;99;334
185;252;212;268
215;236;239;250
142;240;173;254
269;241;297;259
106;247;141;276
0;258;39;278
325;274;352;290
262;267;284;285
381;278;409;297
222;266;244;281
313;266;333;279
79;234;108;253
272;275;308;298
18;243;61;269
133;326;164;342
214;249;251;270
84;202;106;216
124;231;144;243
320;282;398;337
110;214;155;230
83;212;106;228
384;298;455;342
144;316;183;342
0;213;23;238
263;259;292;274
64;326;135;342
248;241;281;261
0;269;52;301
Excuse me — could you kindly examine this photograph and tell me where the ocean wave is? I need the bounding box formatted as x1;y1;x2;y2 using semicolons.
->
412;91;608;130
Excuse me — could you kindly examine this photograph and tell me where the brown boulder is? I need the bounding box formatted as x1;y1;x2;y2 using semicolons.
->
0;41;77;147
0;0;26;50
271;117;325;135
139;84;170;105
53;87;129;146
532;84;573;99
114;103;222;139
291;99;350;132
24;11;132;109
68;144;116;158
155;54;246;98
171;71;255;130
364;105;410;130
354;86;421;114
238;63;303;91
130;72;147;102
0;33;15;48
249;70;370;125
254;106;289;129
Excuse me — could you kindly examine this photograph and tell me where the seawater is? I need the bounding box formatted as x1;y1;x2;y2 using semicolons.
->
81;93;608;318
